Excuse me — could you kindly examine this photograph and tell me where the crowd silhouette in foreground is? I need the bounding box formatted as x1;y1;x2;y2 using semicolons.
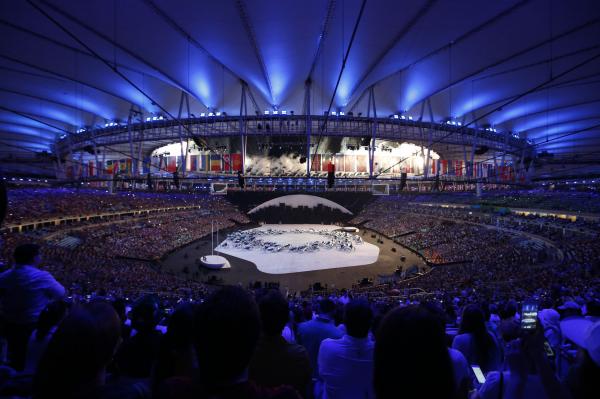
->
0;188;598;398
0;244;597;399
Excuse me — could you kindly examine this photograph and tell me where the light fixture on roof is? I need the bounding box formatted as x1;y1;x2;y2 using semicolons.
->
281;110;287;115
208;112;214;117
273;110;279;115
200;112;206;117
339;111;345;116
264;110;270;115
393;114;399;119
331;111;337;116
216;111;221;116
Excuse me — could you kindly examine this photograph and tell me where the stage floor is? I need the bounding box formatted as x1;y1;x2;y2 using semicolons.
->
215;224;380;274
161;224;427;292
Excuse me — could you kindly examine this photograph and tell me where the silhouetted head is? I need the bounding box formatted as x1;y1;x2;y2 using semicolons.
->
374;305;455;399
14;243;40;266
344;299;373;338
34;302;121;399
194;286;260;387
258;289;289;336
318;298;336;317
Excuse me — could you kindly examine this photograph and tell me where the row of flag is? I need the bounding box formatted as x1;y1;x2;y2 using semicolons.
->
66;154;517;181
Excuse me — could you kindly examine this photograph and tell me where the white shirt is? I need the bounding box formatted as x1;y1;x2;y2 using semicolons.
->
478;371;548;399
318;334;374;399
0;265;65;324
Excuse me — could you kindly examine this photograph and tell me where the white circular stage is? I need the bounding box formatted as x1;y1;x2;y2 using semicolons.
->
215;224;379;274
199;255;231;270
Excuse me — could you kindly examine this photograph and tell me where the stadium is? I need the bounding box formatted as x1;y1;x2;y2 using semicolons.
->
0;1;599;398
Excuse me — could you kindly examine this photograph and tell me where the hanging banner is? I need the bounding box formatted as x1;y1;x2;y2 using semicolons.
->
231;153;242;172
190;155;198;171
222;153;231;172
210;154;222;171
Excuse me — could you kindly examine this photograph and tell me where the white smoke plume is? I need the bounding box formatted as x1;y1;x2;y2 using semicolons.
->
245;154;306;176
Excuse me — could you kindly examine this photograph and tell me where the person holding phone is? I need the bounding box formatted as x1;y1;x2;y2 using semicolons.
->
452;305;502;374
475;319;572;399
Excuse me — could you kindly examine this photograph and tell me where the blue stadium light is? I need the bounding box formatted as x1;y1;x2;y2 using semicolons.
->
216;112;221;116
408;116;413;120
273;110;279;115
331;111;337;116
264;110;270;115
281;110;287;115
339;111;345;116
200;113;206;117
208;112;214;117
393;114;399;119
146;117;151;121
152;116;158;121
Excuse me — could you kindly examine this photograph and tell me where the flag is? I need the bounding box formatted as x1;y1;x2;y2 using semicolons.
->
222;153;231;172
142;157;151;174
166;156;177;172
320;155;331;171
200;154;209;171
392;157;401;174
190;155;198;171
345;155;356;172
356;155;367;172
231;153;242;172
311;154;321;172
335;154;345;172
210;154;221;171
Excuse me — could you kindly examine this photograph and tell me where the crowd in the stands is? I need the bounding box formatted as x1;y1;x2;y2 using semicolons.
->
0;188;598;398
0;243;597;399
1;190;248;301
353;201;552;266
4;188;214;224
403;189;600;213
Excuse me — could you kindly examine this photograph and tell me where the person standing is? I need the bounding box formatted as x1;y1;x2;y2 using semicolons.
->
318;299;375;399
296;298;343;379
0;244;65;370
250;290;311;397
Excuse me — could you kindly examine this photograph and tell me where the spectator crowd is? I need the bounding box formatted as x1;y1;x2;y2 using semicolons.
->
0;188;597;398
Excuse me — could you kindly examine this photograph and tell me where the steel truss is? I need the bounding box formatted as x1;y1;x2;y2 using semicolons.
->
56;115;528;159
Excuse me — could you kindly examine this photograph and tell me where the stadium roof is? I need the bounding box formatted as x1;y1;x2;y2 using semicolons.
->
1;0;600;160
